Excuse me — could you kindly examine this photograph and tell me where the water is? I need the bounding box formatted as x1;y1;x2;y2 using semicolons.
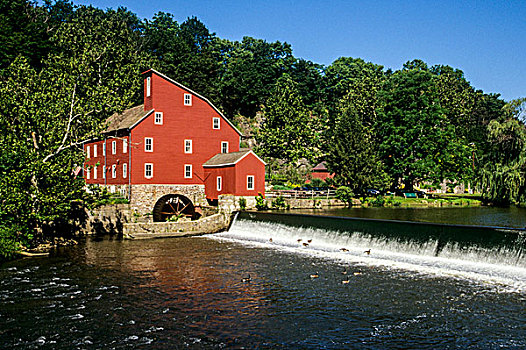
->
1;213;525;349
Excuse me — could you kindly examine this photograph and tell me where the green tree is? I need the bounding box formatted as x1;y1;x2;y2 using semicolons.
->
376;67;470;191
0;5;146;257
256;74;318;165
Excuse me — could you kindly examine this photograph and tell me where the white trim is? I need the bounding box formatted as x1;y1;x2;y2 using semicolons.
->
221;141;228;154
94;144;98;157
128;110;155;130
184;93;192;106
154;111;163;125
112;140;117;155
93;165;98;179
123;139;128;153
146;76;151;97
213;117;220;130
217;176;222;191
144;69;242;136
185;139;192;154
102;165;106;179
203;150;267;167
247;175;255;190
184;164;192;179
86;145;90;159
123;163;127;178
145;137;153;152
102;142;106;156
112;164;116;178
86;167;90;180
145;163;153;179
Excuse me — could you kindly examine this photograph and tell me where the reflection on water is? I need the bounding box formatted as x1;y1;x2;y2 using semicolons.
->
1;235;525;349
291;206;526;228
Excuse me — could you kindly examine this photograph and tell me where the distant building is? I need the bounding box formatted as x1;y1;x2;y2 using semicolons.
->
309;161;334;182
83;69;265;220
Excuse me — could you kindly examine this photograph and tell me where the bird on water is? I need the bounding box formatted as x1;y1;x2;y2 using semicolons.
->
364;249;371;255
310;272;319;279
242;275;251;282
303;242;309;247
340;248;349;252
307;239;312;243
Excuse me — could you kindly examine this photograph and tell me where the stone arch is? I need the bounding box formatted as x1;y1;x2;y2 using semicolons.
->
152;193;199;222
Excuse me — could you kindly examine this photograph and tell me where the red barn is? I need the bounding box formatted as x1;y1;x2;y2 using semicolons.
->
83;69;266;220
309;162;334;182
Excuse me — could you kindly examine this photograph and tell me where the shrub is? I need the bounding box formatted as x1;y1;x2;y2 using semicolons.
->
335;186;354;206
272;195;287;209
255;193;268;211
238;197;247;210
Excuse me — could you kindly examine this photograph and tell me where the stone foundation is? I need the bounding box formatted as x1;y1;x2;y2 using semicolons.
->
129;184;206;216
123;212;231;239
218;195;258;212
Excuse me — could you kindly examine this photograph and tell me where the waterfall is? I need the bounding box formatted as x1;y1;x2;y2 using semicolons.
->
214;212;526;287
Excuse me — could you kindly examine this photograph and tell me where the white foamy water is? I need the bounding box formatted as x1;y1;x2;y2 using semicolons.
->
213;218;526;292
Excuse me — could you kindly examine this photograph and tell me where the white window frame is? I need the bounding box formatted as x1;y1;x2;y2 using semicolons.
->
247;175;255;190
94;166;98;179
184;93;192;106
221;141;229;154
102;165;106;179
154;112;163;125
184;164;192;179
86;145;90;159
146;76;151;97
213;117;220;130
184;139;192;154
103;142;106;156
217;176;222;191
122;163;127;178
123;139;128;154
112;140;117;155
144;163;153;179
86;167;90;180
145;137;153;152
94;144;98;157
112;164;116;178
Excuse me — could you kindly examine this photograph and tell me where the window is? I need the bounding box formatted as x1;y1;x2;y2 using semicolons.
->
103;142;106;156
86;145;90;159
111;164;116;178
185;140;192;154
102;165;106;179
86;167;90;180
112;140;117;155
123;139;128;153
94;145;98;157
145;163;153;179
154;112;163;125
247;175;254;190
221;141;228;154
123;163;127;178
184;93;192;106
184;164;192;179
145;137;153;152
94;166;98;179
213;117;220;130
217;176;222;191
146;76;151;97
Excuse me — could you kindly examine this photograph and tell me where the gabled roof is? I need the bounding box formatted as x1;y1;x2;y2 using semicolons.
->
312;161;328;171
143;68;242;136
203;150;266;167
104;104;154;133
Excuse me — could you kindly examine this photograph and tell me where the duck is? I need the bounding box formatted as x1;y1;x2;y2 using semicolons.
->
310;272;319;279
297;239;302;243
364;249;371;255
342;269;348;275
269;238;273;242
302;242;309;247
242;274;251;282
307;239;312;243
342;278;350;284
340;248;349;252
353;272;363;276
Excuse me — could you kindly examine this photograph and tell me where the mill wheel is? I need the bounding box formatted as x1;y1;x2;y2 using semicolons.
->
152;194;196;222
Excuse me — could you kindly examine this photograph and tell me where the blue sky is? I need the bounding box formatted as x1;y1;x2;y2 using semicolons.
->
75;0;525;101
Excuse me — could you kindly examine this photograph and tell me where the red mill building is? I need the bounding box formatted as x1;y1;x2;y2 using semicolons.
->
83;69;265;221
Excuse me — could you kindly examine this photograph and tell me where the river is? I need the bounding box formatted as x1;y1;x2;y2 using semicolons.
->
1;209;525;349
